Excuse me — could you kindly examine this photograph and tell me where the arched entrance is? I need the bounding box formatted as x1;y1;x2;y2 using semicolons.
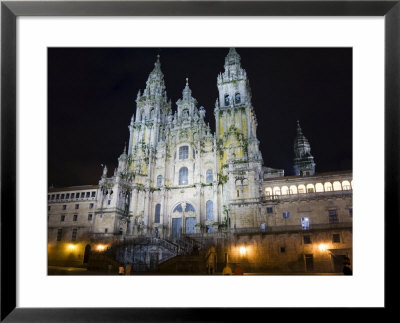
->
171;202;196;238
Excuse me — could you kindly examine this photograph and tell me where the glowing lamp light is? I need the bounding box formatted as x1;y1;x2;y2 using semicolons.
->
318;243;327;252
67;244;76;250
239;246;247;256
96;244;106;252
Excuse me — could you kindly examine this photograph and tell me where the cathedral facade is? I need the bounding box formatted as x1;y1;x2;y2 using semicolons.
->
48;49;352;273
94;48;280;239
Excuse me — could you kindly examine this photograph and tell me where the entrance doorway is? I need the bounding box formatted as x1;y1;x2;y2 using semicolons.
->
172;218;182;239
332;254;347;273
185;217;196;234
83;244;91;263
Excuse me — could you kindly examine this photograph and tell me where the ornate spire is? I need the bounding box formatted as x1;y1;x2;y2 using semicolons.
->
294;121;316;176
225;48;241;66
182;78;192;101
141;54;166;98
218;48;247;85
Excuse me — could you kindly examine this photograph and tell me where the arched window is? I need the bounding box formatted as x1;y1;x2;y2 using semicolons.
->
306;184;315;193
185;203;195;212
235;92;241;104
324;182;333;191
333;181;342;191
206;169;213;184
179;146;189;160
224;94;230;106
342;180;351;190
179;167;188;185
315;183;324;192
206;200;214;221
289;185;297;194
154;204;161;223
298;184;306;194
156;175;162;187
281;186;289;195
265;187;272;196
273;186;281;196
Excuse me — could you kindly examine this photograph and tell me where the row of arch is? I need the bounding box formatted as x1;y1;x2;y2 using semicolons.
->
265;180;353;196
156;169;214;187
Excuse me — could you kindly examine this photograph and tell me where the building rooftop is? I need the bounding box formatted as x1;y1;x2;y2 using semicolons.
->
48;185;98;193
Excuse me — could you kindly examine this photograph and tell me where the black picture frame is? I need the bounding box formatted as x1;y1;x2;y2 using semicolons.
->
1;1;398;321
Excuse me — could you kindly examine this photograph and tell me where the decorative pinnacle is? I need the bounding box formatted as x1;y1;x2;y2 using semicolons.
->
186;77;189;86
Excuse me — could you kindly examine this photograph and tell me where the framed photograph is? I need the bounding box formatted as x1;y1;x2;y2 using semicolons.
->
1;1;397;321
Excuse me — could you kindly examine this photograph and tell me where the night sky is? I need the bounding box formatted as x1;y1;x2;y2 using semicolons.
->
48;48;352;188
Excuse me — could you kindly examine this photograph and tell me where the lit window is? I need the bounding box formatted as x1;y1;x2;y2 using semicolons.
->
157;175;163;187
72;229;77;241
179;167;188;185
265;187;272;196
56;229;62;241
283;212;290;219
266;207;273;214
301;217;310;230
224;95;230;106
88;214;93;221
206;200;214;221
155;204;161;223
235;92;241;104
73;214;78;221
298;185;306;194
206;169;213;184
333;181;342;191
303;235;311;244
324;182;333;191
329;210;338;224
315;183;324;192
281;186;289;195
332;234;340;243
273;187;281;196
179;146;189;160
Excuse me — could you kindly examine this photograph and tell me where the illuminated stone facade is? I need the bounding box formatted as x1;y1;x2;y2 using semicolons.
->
94;48;283;239
48;49;352;273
